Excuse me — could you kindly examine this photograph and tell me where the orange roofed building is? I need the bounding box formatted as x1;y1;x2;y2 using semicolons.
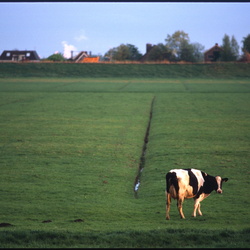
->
81;57;100;63
72;51;99;63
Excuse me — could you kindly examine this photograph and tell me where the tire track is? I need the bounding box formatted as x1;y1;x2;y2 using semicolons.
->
134;96;155;197
117;81;132;91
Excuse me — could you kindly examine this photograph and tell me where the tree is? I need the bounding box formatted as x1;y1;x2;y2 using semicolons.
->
47;53;65;61
146;43;173;61
231;36;240;60
165;30;190;61
178;42;205;63
104;44;142;61
242;34;250;53
165;30;204;62
239;34;250;62
104;47;116;61
114;44;130;61
221;34;231;61
191;42;205;62
221;34;239;61
126;44;143;61
179;40;197;62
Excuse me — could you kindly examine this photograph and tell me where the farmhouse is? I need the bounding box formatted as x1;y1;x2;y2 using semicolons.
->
72;51;100;63
0;50;40;62
204;43;223;62
140;43;157;62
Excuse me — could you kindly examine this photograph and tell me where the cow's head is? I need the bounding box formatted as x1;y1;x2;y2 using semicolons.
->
215;176;229;193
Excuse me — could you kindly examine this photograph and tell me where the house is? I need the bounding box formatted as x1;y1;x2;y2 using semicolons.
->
72;51;88;62
204;43;223;62
0;50;40;61
140;43;157;62
71;51;99;63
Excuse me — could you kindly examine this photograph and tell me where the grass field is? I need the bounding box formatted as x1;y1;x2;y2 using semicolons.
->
0;63;250;247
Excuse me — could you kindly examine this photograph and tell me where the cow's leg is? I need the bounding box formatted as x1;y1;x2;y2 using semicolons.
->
197;203;202;216
193;199;200;217
193;194;210;217
177;197;185;219
166;191;171;220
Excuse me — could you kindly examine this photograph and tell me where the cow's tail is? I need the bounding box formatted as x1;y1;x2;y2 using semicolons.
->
166;172;179;196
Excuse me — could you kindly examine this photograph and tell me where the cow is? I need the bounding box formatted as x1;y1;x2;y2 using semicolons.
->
165;168;228;220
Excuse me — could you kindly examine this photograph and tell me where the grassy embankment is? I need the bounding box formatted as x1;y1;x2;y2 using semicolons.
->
0;61;250;78
0;63;249;247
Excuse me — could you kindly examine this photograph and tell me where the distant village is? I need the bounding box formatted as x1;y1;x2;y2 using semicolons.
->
0;43;249;63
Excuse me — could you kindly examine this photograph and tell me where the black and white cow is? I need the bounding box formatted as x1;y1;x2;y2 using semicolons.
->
165;168;228;220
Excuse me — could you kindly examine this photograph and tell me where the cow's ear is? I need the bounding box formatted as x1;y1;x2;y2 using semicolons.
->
222;178;228;182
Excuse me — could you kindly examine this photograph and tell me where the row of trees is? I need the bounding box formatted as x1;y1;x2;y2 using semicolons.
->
104;31;250;63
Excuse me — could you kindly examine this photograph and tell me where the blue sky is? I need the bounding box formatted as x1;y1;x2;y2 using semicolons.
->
0;2;249;59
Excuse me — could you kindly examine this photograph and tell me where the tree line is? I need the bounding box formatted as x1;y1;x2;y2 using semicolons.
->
104;31;250;63
46;30;250;62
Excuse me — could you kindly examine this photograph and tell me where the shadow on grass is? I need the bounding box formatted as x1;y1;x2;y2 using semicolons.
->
0;228;249;248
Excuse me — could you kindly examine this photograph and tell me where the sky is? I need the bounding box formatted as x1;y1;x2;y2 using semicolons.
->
0;2;249;59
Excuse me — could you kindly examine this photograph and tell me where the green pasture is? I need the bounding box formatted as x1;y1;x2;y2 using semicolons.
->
0;77;249;248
